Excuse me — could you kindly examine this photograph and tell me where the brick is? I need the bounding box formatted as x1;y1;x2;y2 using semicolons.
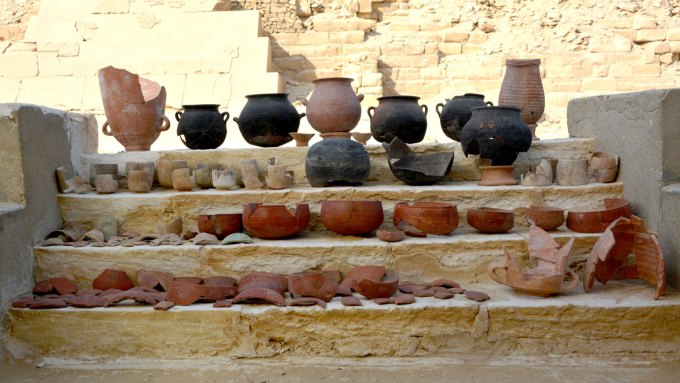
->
635;29;666;43
271;33;298;45
660;53;674;65
582;78;618;92
424;42;439;55
608;62;633;77
404;45;425;55
443;32;469;43
379;56;410;68
395;68;420;80
412;55;439;68
592;65;609;77
298;32;330;45
419;67;444;81
668;29;680;41
461;44;484;54
362;72;383;87
16;76;85;110
273;56;309;71
469;32;487;44
633;16;657;30
420;20;449;32
380;45;403;56
652;42;671;54
633;64;661;76
671;42;680;54
37;53;75;76
0;52;38;77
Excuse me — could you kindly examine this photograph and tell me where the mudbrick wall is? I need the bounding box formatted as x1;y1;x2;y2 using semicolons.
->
1;0;679;138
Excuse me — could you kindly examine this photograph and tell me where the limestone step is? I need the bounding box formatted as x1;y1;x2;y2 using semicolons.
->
57;181;623;233
7;281;679;361
33;228;599;285
80;138;596;185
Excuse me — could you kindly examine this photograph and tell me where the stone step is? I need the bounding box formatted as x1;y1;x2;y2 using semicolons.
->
57;181;623;233
7;281;678;361
80;138;596;185
33;228;599;285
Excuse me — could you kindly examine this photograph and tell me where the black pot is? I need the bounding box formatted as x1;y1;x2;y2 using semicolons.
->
305;136;370;187
234;93;306;147
176;104;228;150
460;106;532;166
436;93;492;142
368;96;427;144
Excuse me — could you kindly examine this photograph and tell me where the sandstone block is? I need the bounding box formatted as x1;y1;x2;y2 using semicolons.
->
668;29;680;41
439;43;462;55
329;31;365;44
17;77;86;110
38;53;75;76
380;45;403;56
271;33;298;44
660;53;673;65
591;65;609;77
652;42;671;54
635;29;666;43
608;62;633;77
395;68;420;80
362;72;383;87
633;16;657;30
420;67;444;81
633;64;661;76
582;77;617;92
671;42;680;53
390;20;420;33
404;45;425;56
543;79;582;93
0;53;38;77
273;56;308;71
298;32;330;45
461;44;484;54
469;32;487;44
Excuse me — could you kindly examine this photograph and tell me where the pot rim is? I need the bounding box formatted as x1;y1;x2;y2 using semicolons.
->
180;104;221;108
526;205;564;213
245;93;290;98
505;58;541;66
312;77;354;83
395;201;456;209
469;207;514;214
470;105;521;112
377;95;420;101
322;200;383;206
457;93;485;98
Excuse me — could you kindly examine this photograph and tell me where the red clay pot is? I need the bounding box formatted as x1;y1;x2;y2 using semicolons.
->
393;202;459;236
198;213;243;239
306;77;363;134
352;269;400;299
525;206;565;231
288;271;339;302
242;203;310;239
320;200;384;235
93;269;133;291
566;198;632;233
466;207;515;234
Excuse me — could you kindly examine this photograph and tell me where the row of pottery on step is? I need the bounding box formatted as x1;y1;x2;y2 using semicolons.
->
13;267;490;310
98;59;543;151
518;152;619;187
489;213;666;300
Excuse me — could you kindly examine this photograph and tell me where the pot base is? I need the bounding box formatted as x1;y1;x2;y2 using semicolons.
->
479;165;518;186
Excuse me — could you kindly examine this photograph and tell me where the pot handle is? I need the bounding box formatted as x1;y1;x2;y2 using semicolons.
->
233;116;240;124
357;94;364;102
560;269;580;293
421;104;428;116
175;111;183;122
435;103;444;117
298;112;306;119
488;262;509;286
486;101;494;106
102;121;113;136
158;116;171;132
367;106;375;119
221;111;230;122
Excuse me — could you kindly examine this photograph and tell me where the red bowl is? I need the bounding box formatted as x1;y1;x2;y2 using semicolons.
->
393;201;458;236
198;213;243;239
466;207;514;234
525;206;564;230
321;200;384;235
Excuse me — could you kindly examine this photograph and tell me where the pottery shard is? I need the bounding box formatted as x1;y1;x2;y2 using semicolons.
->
204;276;237;287
68;294;107;308
353;269;400;299
32;280;55;295
213;299;233;308
373;297;394;305
394;294;416;305
12;296;36;308
192;232;220;245
288;271;339;302
167;281;204;306
154;300;176;311
290;297;327;308
431;279;460;288
136;269;174;292
29;298;68;309
434;292;455;300
232;287;287;307
335;285;353;297
341;296;362;306
93;269;133;291
76;289;102;296
448;287;466;294
431;286;450;293
465;290;490;302
104;290;161;307
376;229;406;242
33;278;78;295
398;283;428;294
414;289;436;297
99;288;123;297
340;265;386;290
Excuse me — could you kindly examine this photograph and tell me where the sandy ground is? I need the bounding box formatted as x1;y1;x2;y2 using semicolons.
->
2;356;680;383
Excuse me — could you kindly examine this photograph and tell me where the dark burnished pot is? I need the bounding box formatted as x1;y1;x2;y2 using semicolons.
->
233;93;305;147
436;93;492;142
176;104;228;150
305;135;370;187
368;95;428;144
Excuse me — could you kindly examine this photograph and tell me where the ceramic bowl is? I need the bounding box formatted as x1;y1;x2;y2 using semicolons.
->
525;206;565;230
320;200;384;235
197;213;243;239
393;201;458;236
466;207;514;233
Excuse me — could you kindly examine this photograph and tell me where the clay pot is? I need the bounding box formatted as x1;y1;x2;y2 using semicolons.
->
556;159;589;186
288;271;339;302
460;106;532;166
525;206;565;230
352;269;399;299
436;93;492;142
242;203;310;239
368;96;428;144
351;132;372;145
466;207;515;233
176;104;228;150
89;164;118;186
94;174;118;194
234;93;306;147
172;168;195;191
212;169;238;190
98;66;170;151
156;160;188;188
478;165;518;186
93;269;133;291
566;198;632;233
590;152;619;183
383;137;453;185
498;59;545;140
198;214;243;239
289;132;314;147
393;202;458;236
305;135;370;187
305;77;363;134
320;200;384;235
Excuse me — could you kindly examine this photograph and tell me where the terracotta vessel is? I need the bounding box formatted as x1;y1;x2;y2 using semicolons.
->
156;160;188;188
126;162;154;192
368;96;427;144
305;135;370;187
489;226;578;296
383;137;453;185
393;202;458;236
288;271;339;302
352;269;399;299
98;66;170;151
93;269;133;291
525;206;565;230
289;132;314;147
234;93;306;147
320;200;384;235
176;104;228;149
498;59;545;140
305;77;363;134
556;159;589;186
478;165;518;186
172;168;195;191
436;93;493;142
467;207;515;233
590;152;619;183
351;132;372;145
94;174;118;194
212;169;238;190
460;106;532;165
584;215;666;300
520;159;553;186
566;198;632;233
242;203;310;239
376;229;405;242
198;213;243;239
89;164;118;186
